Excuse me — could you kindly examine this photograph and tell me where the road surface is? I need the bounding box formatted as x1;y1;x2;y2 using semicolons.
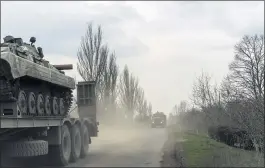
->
1;125;167;167
70;125;167;167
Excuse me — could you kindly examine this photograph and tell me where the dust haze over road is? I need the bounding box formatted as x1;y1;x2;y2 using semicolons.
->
1;124;167;167
70;125;167;167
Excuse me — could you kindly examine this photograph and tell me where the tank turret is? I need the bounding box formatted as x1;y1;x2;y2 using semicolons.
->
3;35;15;43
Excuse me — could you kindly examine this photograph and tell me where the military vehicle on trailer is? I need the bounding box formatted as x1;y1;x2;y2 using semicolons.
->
0;35;99;166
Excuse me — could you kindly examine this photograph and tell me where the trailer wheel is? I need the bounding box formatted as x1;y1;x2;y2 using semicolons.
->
70;124;81;162
80;125;90;158
49;124;71;166
2;140;48;157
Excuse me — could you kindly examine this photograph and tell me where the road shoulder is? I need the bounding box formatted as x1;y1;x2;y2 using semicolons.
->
162;125;264;167
160;128;186;167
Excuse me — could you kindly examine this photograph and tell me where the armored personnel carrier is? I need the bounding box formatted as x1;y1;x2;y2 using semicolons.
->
0;35;75;117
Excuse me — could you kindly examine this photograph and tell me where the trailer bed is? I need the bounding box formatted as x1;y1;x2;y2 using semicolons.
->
0;117;63;128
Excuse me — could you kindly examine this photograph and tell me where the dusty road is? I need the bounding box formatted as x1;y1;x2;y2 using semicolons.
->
70;125;167;167
1;125;167;167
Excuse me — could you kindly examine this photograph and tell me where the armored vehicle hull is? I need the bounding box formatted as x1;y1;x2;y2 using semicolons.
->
0;36;75;118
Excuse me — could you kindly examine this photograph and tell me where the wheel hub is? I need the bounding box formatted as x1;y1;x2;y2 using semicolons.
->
40;102;44;108
31;100;34;108
44;95;51;115
37;94;45;115
18;90;27;114
52;97;59;115
21;100;25;108
59;98;65;115
28;92;36;115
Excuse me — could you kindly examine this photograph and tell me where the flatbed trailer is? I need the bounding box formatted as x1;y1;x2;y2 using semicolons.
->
0;81;98;167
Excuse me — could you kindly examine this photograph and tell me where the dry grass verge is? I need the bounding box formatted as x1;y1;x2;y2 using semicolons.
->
164;125;264;167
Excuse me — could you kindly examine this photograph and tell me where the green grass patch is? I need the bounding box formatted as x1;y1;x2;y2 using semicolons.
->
181;132;226;167
172;131;264;167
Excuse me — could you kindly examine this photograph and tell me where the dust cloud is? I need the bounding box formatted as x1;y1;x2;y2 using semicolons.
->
70;120;167;167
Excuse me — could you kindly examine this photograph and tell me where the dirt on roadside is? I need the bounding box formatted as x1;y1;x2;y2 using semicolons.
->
160;130;186;167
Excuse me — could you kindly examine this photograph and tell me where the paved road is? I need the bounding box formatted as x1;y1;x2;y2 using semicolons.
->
69;125;167;167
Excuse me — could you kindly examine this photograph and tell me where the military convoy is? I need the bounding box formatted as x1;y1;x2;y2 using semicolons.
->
0;36;99;166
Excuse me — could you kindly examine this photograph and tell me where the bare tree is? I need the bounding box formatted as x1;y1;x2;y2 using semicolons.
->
100;53;119;109
172;34;264;152
172;104;178;115
229;34;264;112
191;72;221;109
118;65;139;122
141;100;148;121
220;75;243;103
178;101;188;113
191;71;231;127
225;34;264;152
147;102;152;117
136;87;148;119
77;23;108;91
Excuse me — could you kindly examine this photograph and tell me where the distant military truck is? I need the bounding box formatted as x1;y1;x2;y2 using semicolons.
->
151;111;167;128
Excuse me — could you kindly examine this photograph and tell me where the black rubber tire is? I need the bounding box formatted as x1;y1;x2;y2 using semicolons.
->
70;124;82;162
80;125;90;158
2;140;48;157
48;124;71;166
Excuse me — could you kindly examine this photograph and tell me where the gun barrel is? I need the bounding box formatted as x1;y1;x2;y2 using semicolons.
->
52;64;73;70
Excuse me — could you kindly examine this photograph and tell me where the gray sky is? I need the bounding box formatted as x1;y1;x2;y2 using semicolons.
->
1;1;264;114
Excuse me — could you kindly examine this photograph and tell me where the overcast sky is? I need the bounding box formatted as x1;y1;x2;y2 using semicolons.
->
1;1;264;114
